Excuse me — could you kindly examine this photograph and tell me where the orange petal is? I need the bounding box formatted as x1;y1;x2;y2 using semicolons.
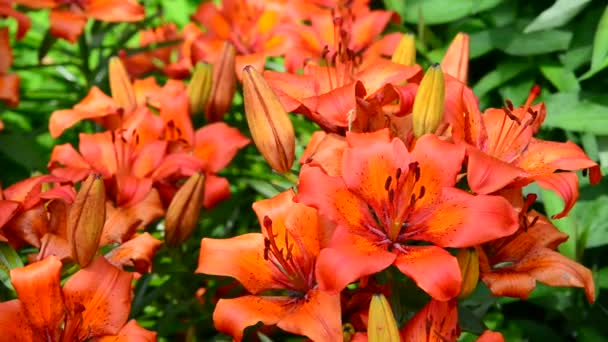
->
0;73;19;107
38;233;71;261
276;289;342;342
97;319;157;342
106;233;162;273
0;6;31;40
0;300;36;341
63;256;133;340
534;172;578;219
0;200;20;228
202;174;230;208
476;330;505;342
299;131;346;177
515;139;598;177
86;0;145;22
197;234;279;294
193;122;250;173
442;33;469;84
10;256;65;339
49;9;87;43
394;246;461;301
253;189;321;259
400;299;460;341
316;226;396;292
466;146;523;194
410;187;519;247
351;10;395;52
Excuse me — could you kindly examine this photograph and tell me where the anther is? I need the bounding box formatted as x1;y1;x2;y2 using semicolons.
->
505;99;514;111
384;176;392;191
418;185;426;199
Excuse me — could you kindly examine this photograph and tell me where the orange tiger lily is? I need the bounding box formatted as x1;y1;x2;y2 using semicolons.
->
296;129;518;300
478;190;595;302
453;85;600;218
197;190;342;341
15;0;144;43
400;299;460;341
0;255;155;341
0;1;30;108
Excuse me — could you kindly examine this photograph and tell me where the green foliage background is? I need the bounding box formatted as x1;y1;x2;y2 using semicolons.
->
1;0;608;340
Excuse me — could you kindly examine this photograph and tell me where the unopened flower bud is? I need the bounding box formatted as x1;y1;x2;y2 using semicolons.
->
442;33;469;84
412;64;445;138
187;62;213;115
243;65;295;174
68;174;106;267
109;56;136;113
391;33;416;66
368;293;400;342
206;42;237;122
457;247;479;298
165;173;205;246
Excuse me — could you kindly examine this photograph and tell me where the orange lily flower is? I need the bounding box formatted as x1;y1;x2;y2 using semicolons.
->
15;0;144;43
296;129;519;300
478;190;595;302
452;85;600;218
282;4;401;72
191;0;293;75
197;190;342;341
0;255;155;341
400;299;460;341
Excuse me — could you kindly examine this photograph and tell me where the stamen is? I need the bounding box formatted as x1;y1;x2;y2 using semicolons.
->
384;176;392;191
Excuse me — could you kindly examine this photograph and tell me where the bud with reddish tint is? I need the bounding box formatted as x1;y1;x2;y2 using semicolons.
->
242;65;295;174
206;42;237;122
165;173;205;246
109;56;136;113
442;33;469;84
67;174;106;267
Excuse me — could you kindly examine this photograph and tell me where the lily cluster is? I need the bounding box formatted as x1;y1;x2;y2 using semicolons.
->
0;0;602;341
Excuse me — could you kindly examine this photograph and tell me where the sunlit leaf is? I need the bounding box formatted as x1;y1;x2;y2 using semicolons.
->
524;0;591;33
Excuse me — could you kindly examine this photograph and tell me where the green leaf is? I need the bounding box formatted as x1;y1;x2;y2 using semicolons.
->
524;0;591;33
469;30;494;59
38;29;58;62
472;61;530;98
540;63;581;92
559;45;592;70
0;242;23;290
541;188;578;259
0;133;47;171
403;0;502;25
383;0;407;19
580;4;608;79
493;29;573;56
544;93;608;134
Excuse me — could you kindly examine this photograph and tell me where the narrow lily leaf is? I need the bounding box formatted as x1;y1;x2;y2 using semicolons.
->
403;0;502;24
493;29;572;56
38;29;57;62
579;4;608;80
0;242;23;290
524;0;591;33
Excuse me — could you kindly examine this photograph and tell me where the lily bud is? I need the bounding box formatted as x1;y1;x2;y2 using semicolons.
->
109;57;136;113
67;174;106;267
368;293;400;342
165;173;205;246
457;247;479;298
391;33;416;66
412;64;445;138
442;33;469;84
243;65;295;174
206;42;237;122
187;62;213;115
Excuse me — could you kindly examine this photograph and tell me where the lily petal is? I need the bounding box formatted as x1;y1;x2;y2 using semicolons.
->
400;299;460;341
63;256;133;340
97;319;157;342
534;172;579;219
466;146;523;194
197;234;278;294
394;246;461;301
194;122;250;173
106;233;162;273
49;9;87;43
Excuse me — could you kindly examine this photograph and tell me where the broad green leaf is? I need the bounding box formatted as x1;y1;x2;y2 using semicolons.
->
383;0;407;19
0;242;23;290
598;267;608;289
573;196;608;249
540;63;581;92
559;45;592;70
544;93;608;135
469;30;494;59
524;0;591;33
581;133;599;161
493;29;572;56
0;133;47;171
473;61;530;98
403;0;502;25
